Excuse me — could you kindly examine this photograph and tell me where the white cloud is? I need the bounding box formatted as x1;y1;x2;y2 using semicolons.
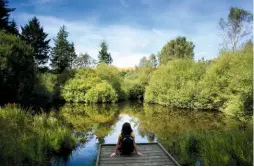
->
15;13;220;67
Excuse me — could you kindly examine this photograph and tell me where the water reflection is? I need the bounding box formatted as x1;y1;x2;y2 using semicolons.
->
53;102;252;166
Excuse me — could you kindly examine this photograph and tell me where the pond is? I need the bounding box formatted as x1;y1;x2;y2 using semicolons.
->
50;102;252;166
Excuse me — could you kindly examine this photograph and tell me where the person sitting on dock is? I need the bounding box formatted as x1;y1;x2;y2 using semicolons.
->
110;122;143;157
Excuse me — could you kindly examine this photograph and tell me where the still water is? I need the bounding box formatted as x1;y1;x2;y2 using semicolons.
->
51;102;252;166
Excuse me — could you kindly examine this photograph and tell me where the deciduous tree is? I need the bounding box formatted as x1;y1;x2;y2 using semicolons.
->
219;7;253;52
159;36;194;65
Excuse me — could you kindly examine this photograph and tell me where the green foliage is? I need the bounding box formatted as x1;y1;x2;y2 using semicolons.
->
62;65;125;103
8;19;19;36
98;41;112;65
139;56;150;67
124;67;154;100
195;45;253;117
21;17;50;66
139;54;158;68
61;68;102;102
95;64;126;100
69;42;77;69
0;106;76;165
145;59;206;107
85;82;118;103
159;128;253;166
31;72;57;105
149;54;158;67
146;45;252;119
219;7;253;51
159;36;195;65
0;31;35;104
50;25;76;73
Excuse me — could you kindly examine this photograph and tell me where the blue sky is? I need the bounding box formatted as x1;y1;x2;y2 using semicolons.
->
10;0;252;67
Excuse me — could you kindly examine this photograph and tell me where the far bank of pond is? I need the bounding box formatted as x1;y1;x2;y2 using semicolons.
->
0;102;253;166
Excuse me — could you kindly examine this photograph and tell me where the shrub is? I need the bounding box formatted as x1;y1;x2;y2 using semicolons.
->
31;72;57;105
95;64;126;100
123;67;154;100
61;68;102;102
195;45;252;116
85;82;118;103
145;59;206;108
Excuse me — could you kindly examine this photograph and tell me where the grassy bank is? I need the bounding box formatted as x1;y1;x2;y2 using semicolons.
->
160;126;253;166
0;106;77;165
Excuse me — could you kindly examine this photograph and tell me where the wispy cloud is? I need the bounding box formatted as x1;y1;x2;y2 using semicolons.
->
14;11;220;67
11;0;251;67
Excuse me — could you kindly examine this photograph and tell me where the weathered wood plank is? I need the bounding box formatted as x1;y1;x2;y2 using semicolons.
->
100;152;167;157
95;144;101;166
97;142;180;166
100;158;170;163
100;151;165;156
101;147;162;152
101;145;159;148
101;150;163;155
100;159;171;164
158;142;180;166
101;156;169;161
100;161;175;166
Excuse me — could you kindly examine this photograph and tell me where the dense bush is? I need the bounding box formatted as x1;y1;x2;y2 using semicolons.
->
31;72;57;105
145;59;206;107
124;67;154;100
61;68;102;102
61;65;126;103
95;64;126;100
0;106;77;165
195;44;252;117
85;82;118;103
145;44;252;118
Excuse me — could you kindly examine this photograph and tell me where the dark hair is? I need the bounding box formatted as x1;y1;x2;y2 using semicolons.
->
121;122;133;136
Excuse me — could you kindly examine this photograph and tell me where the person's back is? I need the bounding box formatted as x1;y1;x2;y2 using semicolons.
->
110;122;143;157
119;131;134;154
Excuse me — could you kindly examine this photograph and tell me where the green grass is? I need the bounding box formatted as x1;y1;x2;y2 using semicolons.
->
0;106;77;165
160;126;253;166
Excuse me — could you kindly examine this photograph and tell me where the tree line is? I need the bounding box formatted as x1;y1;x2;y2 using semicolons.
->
0;0;113;106
0;0;253;118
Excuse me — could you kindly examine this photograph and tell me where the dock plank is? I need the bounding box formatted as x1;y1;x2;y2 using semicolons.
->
97;143;180;166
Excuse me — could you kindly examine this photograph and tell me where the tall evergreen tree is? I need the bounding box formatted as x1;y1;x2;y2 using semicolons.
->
8;19;19;36
51;25;76;73
69;42;77;69
21;17;50;67
0;0;15;31
98;41;113;65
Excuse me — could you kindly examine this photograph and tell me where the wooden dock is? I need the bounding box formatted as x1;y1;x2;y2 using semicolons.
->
96;142;180;166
